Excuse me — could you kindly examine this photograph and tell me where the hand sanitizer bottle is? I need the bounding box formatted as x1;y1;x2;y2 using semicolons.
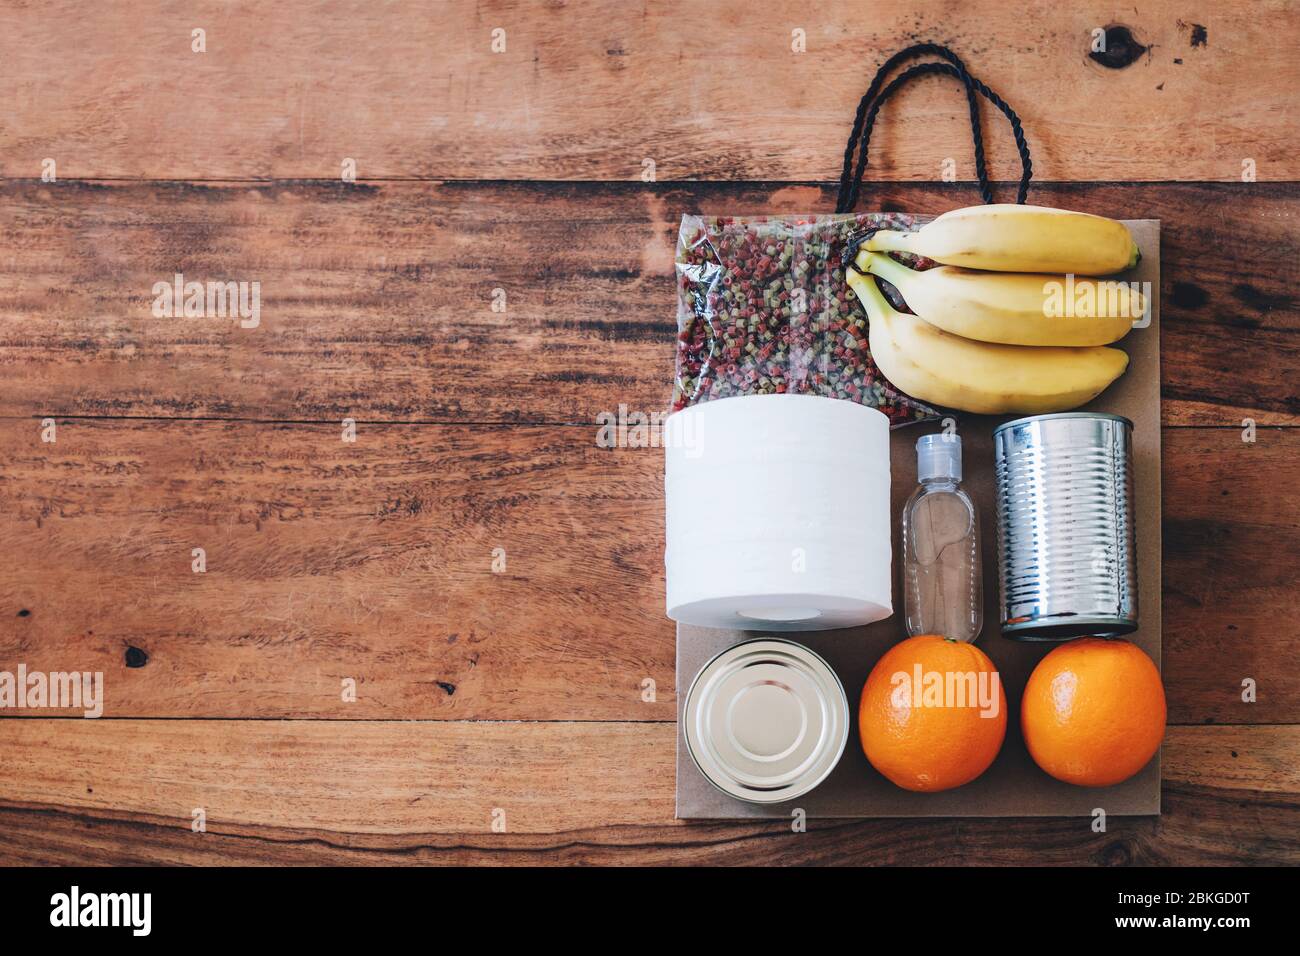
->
901;434;983;643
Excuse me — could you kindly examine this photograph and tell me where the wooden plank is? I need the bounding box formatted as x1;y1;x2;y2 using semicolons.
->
0;720;677;836
0;2;1290;182
1;421;1294;722
1162;428;1300;726
0;722;1294;863
1;181;1296;426
0;419;674;721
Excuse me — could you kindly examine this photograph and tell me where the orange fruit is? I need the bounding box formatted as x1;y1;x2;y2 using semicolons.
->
1020;637;1166;787
859;635;1007;792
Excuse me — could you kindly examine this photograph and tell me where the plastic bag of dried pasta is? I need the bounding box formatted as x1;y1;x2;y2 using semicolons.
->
672;212;939;426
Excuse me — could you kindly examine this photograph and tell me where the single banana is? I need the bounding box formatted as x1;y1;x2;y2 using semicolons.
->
867;204;1140;275
858;250;1142;347
847;270;1129;415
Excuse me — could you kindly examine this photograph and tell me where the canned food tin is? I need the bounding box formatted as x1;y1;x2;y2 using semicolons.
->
994;412;1138;641
683;639;848;803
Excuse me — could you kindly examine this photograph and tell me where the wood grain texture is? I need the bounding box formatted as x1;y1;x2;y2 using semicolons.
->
0;720;677;836
0;1;1291;182
0;419;673;721
1;421;1294;723
1162;427;1300;725
1;181;1296;426
1;0;1296;869
0;723;1294;864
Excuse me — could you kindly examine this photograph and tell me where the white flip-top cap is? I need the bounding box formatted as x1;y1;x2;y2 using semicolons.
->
917;433;962;482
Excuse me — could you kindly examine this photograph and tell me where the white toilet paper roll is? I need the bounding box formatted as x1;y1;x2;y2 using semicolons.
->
665;394;892;631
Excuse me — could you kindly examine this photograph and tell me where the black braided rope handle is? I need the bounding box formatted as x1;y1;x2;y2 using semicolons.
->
836;43;1033;212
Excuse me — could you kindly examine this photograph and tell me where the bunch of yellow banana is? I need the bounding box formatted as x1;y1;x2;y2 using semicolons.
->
847;204;1143;414
867;204;1140;275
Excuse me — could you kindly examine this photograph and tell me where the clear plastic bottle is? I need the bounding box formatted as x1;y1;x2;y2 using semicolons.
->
901;433;982;643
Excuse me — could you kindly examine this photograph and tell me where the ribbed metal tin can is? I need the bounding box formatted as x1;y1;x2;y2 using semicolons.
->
994;413;1138;641
683;639;848;803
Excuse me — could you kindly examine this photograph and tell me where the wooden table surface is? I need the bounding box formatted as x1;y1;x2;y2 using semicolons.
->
1;1;1297;866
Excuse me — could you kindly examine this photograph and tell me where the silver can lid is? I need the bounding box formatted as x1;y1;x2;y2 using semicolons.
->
993;411;1134;436
683;639;849;804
